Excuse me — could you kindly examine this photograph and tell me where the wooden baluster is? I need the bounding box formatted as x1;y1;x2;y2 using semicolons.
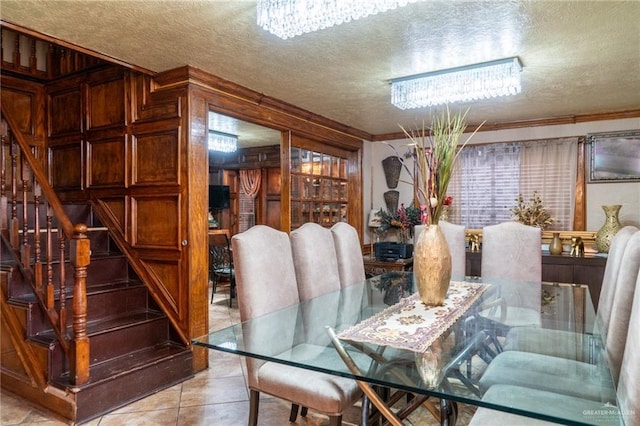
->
10;138;18;246
33;181;43;292
72;51;79;73
20;156;31;264
58;227;67;335
29;38;37;73
1;29;4;68
59;48;68;75
46;43;55;79
66;49;73;74
1;119;7;230
70;223;90;385
45;204;54;309
12;31;20;69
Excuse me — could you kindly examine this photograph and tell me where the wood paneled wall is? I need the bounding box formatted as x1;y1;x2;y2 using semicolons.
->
9;65;211;372
0;75;46;161
3;62;364;375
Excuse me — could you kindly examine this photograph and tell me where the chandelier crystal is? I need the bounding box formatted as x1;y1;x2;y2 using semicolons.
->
257;0;422;39
208;131;238;153
391;57;523;109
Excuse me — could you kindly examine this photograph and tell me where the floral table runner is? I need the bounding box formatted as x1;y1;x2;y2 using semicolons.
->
338;281;489;353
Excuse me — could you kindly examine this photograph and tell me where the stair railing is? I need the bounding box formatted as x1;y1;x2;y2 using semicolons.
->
1;103;90;385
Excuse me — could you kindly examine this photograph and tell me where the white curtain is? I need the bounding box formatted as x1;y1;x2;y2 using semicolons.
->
519;138;578;230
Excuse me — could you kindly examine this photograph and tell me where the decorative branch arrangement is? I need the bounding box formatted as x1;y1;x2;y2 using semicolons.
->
510;191;556;229
387;106;483;225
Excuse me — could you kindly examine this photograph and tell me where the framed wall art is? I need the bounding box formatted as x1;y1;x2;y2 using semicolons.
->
588;130;640;182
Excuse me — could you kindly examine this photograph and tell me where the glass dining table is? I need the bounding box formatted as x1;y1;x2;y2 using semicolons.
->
193;272;621;426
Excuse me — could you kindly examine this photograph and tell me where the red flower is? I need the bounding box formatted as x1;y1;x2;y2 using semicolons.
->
443;195;454;206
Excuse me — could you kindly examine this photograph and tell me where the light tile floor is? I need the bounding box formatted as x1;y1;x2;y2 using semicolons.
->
1;287;475;425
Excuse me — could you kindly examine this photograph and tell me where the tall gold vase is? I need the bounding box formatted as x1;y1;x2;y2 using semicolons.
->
413;224;452;306
595;205;622;253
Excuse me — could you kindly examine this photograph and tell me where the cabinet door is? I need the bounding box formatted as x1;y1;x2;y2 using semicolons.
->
573;265;605;306
290;145;350;230
542;264;574;284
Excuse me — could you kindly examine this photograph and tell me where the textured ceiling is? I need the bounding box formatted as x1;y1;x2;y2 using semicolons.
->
1;0;639;140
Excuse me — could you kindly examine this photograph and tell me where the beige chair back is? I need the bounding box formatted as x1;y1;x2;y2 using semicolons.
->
617;265;640;425
331;222;366;287
596;226;639;337
604;231;640;385
481;221;542;282
481;221;542;327
439;220;467;279
330;222;367;332
291;222;341;300
231;225;300;388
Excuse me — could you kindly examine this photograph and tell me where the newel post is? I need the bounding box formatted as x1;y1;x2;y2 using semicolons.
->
69;223;90;385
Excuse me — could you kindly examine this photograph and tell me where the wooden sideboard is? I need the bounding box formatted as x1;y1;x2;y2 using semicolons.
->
466;251;607;306
363;255;413;278
363;251;607;305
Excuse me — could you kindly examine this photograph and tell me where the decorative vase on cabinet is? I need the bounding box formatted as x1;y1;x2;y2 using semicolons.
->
595;205;622;253
549;232;563;255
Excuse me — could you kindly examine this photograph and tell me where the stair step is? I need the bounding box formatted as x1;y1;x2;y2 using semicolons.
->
3;228;119;269
70;344;193;423
63;342;191;387
4;255;137;300
32;309;171;363
2;202;194;424
8;280;149;336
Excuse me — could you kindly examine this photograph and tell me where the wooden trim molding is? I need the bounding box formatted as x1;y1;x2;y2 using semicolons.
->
371;109;640;142
573;137;586;231
155;66;370;146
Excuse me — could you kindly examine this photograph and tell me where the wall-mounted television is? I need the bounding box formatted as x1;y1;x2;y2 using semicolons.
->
209;185;230;209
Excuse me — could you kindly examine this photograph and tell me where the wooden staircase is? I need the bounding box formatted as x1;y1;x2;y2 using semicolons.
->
1;108;194;424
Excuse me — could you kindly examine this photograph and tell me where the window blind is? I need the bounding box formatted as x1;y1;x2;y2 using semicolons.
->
448;138;577;229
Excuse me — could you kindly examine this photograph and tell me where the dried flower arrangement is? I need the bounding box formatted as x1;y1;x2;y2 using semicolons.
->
510;191;556;229
376;204;422;241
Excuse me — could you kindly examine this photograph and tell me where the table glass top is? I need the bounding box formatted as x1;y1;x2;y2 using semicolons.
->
194;272;620;425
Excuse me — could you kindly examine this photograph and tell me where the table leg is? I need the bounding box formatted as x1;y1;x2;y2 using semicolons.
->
440;399;458;426
326;327;404;426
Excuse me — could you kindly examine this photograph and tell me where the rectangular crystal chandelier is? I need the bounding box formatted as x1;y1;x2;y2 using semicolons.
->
391;57;523;109
257;0;423;39
208;131;238;153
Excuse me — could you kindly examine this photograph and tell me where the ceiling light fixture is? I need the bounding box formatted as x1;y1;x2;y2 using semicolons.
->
390;57;523;109
208;131;238;153
257;0;423;39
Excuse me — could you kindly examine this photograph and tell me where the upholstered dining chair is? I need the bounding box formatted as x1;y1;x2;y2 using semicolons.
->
438;220;467;279
504;226;639;359
290;222;344;352
291;222;342;300
481;221;542;282
330;222;368;334
208;230;235;306
231;225;362;426
469;261;640;426
330;222;366;288
480;221;542;331
477;230;640;400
